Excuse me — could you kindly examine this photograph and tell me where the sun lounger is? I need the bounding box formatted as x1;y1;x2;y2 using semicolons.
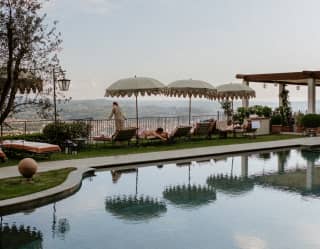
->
0;148;7;162
216;120;239;138
192;121;215;139
169;126;192;142
1;140;61;156
93;127;137;145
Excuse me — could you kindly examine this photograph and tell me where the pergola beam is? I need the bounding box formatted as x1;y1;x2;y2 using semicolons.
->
236;71;320;83
236;70;320;113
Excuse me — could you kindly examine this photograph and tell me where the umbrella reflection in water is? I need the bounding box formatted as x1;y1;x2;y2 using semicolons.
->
52;203;70;240
105;168;167;221
163;161;216;209
206;156;254;196
0;221;43;249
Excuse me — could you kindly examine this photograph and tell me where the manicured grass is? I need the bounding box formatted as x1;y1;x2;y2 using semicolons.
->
0;168;75;200
1;134;301;167
52;134;301;159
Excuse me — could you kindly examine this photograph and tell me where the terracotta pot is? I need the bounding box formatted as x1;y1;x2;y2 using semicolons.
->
271;125;282;134
281;126;293;132
18;158;38;179
295;125;304;133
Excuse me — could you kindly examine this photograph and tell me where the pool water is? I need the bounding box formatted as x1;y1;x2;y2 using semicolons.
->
3;148;320;249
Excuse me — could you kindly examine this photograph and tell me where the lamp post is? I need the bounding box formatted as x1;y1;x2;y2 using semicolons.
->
52;69;71;123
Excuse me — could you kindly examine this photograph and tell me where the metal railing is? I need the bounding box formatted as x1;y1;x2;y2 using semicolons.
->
0;113;223;139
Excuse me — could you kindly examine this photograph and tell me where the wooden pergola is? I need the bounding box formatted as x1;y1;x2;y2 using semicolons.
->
236;70;320;113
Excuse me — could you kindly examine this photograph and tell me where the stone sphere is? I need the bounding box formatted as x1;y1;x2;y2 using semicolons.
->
18;158;38;179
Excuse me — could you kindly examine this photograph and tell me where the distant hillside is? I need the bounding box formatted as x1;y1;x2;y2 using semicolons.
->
14;98;311;120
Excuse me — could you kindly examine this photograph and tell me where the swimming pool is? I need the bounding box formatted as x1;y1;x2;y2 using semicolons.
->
3;148;320;249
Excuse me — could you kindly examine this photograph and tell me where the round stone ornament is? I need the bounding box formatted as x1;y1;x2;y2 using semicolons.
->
18;158;38;179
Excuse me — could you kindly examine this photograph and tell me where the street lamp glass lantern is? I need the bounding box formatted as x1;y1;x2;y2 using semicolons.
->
57;78;71;91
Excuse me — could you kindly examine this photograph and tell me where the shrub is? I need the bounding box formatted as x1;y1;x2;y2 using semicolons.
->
42;122;70;145
262;106;272;118
42;121;90;146
68;121;90;139
301;114;320;128
237;105;272;118
1;133;46;142
270;114;282;125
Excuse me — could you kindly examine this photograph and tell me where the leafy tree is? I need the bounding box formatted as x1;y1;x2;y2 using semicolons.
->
0;0;64;126
278;87;293;126
220;101;232;120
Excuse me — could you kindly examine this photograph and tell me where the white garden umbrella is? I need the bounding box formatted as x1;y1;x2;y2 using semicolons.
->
217;83;255;100
105;76;165;131
217;83;255;120
165;79;217;124
0;70;43;93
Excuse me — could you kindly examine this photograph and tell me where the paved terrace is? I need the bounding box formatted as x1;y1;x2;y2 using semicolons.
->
0;136;319;214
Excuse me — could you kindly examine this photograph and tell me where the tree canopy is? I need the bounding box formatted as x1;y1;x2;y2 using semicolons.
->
0;0;63;125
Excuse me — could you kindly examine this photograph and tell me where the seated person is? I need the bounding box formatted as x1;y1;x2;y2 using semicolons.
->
224;120;241;131
242;119;253;130
140;127;169;141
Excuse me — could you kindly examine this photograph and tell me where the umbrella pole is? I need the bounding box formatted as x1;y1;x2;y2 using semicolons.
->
231;157;234;177
189;96;192;125
135;95;139;143
188;165;191;185
135;169;139;196
231;100;234;125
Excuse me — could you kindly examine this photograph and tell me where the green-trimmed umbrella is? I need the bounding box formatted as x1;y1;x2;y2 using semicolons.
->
105;168;167;221
163;162;216;209
105;76;165;132
0;224;43;249
165;79;217;125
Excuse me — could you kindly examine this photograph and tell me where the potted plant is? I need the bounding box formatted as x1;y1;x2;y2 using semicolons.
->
279;88;293;132
301;114;320;136
270;114;282;133
294;112;304;133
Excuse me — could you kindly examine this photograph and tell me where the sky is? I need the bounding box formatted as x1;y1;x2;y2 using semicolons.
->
45;0;320;102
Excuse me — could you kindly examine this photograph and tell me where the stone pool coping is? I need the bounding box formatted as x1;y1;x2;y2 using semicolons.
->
0;136;318;215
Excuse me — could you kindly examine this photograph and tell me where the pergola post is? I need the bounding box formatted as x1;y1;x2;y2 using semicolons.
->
278;84;285;107
241;155;248;178
307;78;316;113
306;160;315;191
242;80;249;108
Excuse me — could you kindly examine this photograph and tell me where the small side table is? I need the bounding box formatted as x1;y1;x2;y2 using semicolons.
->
64;140;78;154
72;138;87;151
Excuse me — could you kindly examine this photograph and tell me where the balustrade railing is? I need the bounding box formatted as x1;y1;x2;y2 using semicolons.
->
0;113;223;139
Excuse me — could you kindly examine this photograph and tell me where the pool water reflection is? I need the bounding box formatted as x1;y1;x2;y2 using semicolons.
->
3;148;320;249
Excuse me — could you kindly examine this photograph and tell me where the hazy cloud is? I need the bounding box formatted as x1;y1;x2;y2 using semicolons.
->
234;234;267;249
79;0;121;15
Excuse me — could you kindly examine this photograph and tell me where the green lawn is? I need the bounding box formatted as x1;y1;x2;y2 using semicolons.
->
0;168;75;200
1;134;301;167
